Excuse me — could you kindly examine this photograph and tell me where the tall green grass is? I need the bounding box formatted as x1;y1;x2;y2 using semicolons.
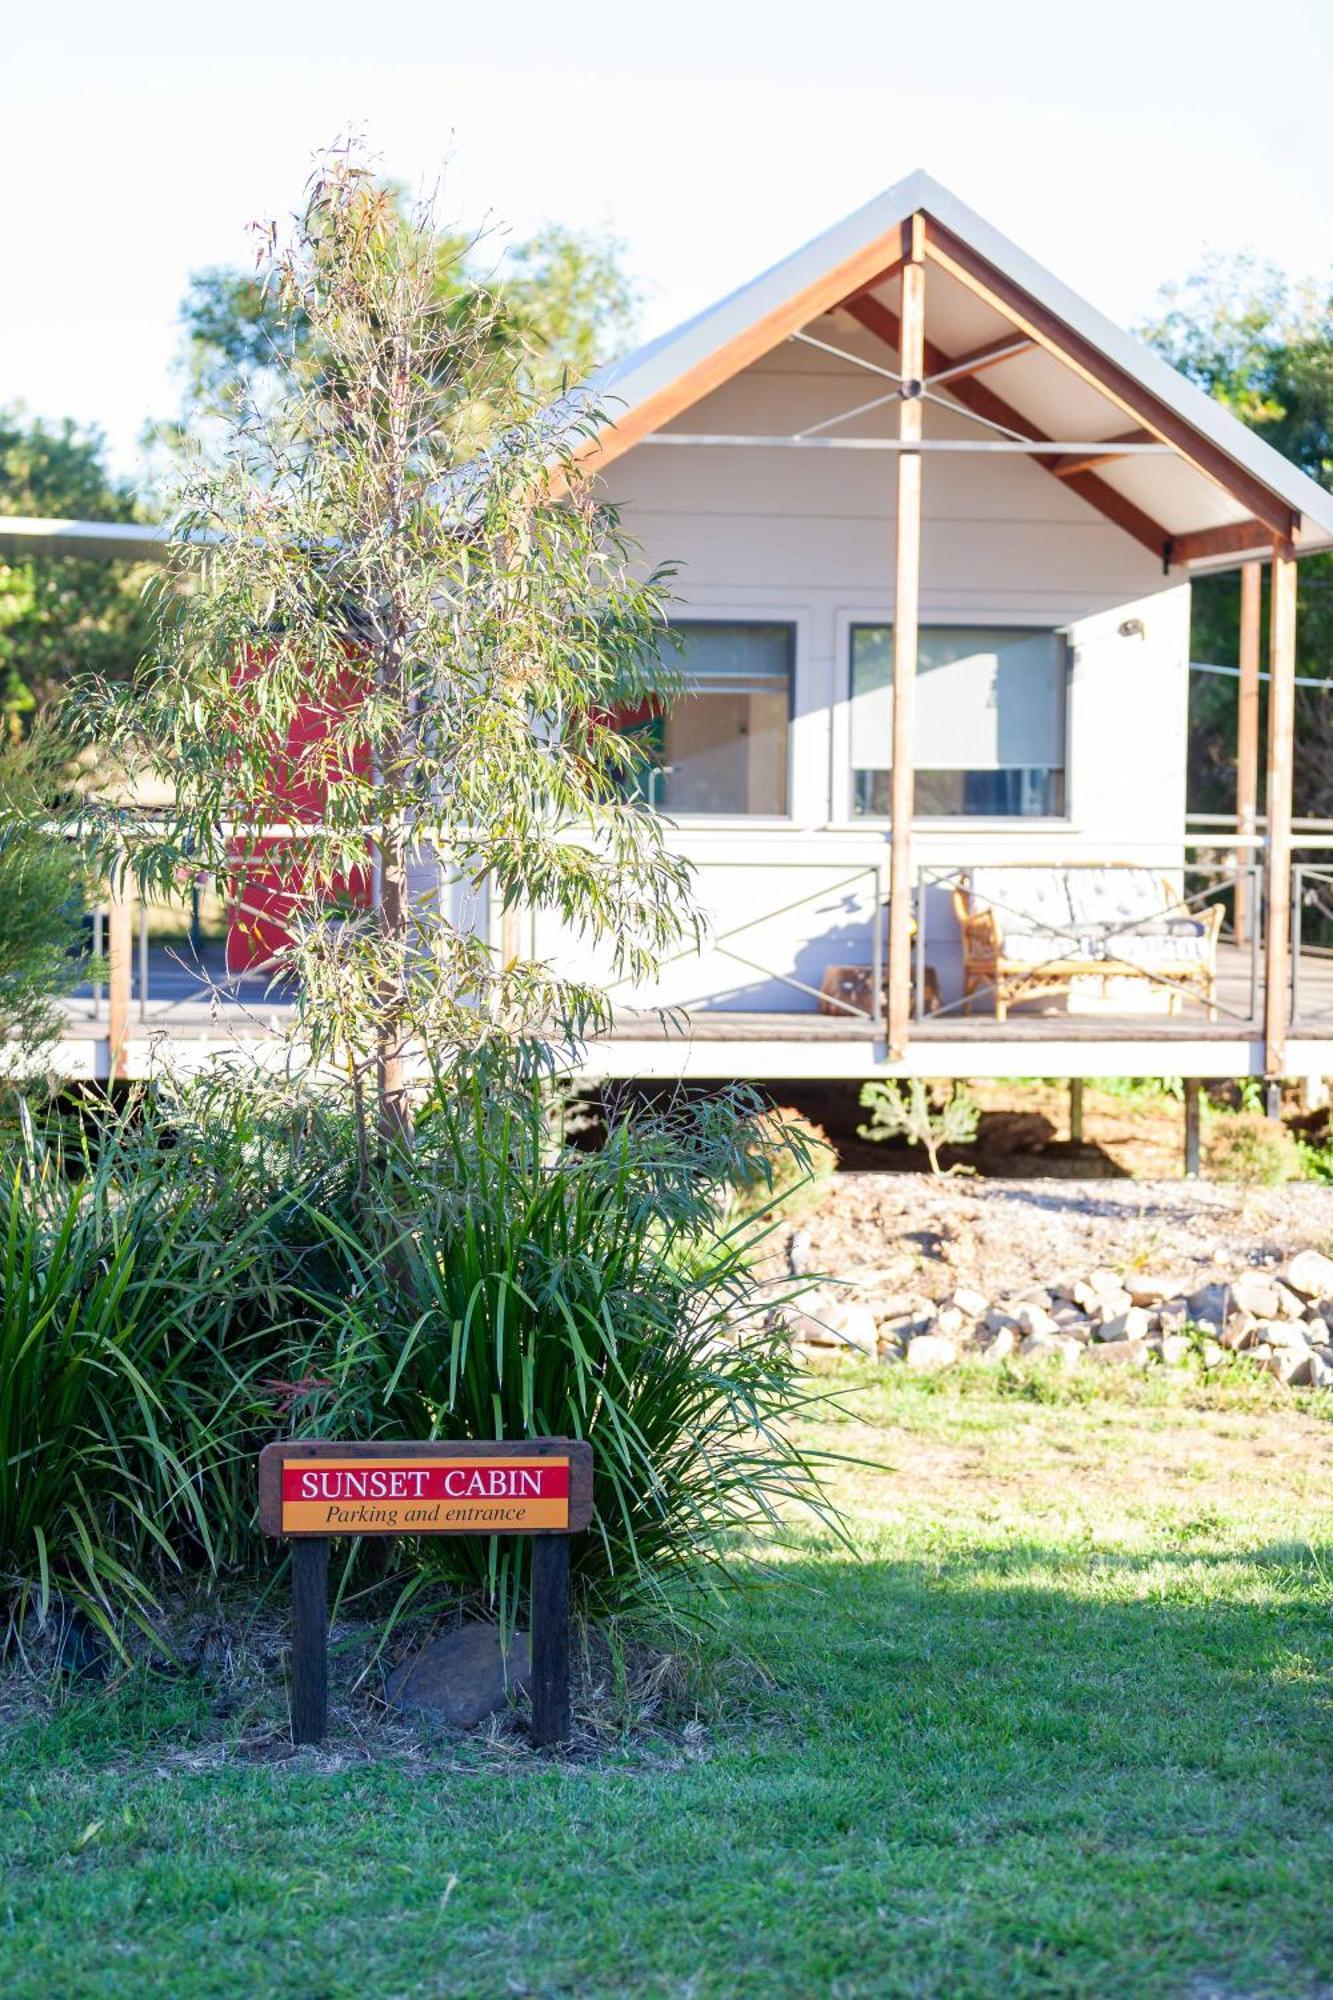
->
289;1059;832;1627
1;1061;832;1649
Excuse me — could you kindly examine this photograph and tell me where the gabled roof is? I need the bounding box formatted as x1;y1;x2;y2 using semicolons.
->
580;169;1333;568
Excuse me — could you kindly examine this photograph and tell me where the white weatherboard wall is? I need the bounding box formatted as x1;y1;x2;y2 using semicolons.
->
535;323;1192;1016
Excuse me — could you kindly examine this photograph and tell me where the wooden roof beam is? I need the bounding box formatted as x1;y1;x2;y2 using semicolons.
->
1167;519;1277;566
842;290;1170;558
926;331;1035;387
923;215;1298;540
1050;430;1157;477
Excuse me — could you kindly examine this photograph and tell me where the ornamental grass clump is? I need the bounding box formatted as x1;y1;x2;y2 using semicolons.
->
0;1112;235;1652
285;1050;834;1629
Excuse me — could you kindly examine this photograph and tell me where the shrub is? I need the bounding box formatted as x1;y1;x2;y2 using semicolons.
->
858;1078;980;1175
0;1118;233;1649
1204;1110;1302;1187
727;1103;836;1224
284;1052;832;1628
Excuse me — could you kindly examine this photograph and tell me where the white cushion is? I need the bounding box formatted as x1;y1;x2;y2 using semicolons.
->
998;929;1083;967
968;867;1073;940
1098;932;1211;969
1064;867;1170;932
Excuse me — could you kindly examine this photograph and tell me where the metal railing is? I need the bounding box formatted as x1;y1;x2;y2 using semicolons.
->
914;856;1262;1029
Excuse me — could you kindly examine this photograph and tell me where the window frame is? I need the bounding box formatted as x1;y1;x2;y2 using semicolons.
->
641;614;801;825
833;610;1073;828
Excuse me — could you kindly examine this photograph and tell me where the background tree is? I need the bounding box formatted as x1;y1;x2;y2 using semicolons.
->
1139;255;1333;819
146;200;639;484
0;732;95;1061
0;410;153;732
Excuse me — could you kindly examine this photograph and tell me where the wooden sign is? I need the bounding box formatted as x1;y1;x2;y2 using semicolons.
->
259;1438;592;1538
259;1439;593;1750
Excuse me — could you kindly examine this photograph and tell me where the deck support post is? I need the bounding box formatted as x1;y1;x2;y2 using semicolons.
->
1068;1077;1084;1144
106;876;133;1083
1234;561;1262;946
1263;543;1297;1079
1183;1077;1201;1178
887;215;926;1060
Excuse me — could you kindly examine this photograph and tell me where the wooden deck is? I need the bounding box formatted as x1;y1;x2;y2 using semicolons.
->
608;943;1333;1042
42;937;1333;1083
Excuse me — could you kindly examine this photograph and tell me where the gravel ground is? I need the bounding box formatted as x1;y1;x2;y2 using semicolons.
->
794;1173;1333;1300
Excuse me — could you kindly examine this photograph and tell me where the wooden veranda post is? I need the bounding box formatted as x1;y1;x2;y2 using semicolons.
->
888;215;926;1060
106;877;133;1082
1235;560;1262;947
1264;542;1298;1078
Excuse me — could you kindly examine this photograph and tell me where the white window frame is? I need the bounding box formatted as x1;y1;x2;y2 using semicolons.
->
648;605;809;829
830;607;1074;829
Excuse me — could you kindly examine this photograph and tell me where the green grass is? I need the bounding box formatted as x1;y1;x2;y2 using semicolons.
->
2;1367;1331;1999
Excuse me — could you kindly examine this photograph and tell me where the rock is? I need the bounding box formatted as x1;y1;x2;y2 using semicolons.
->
1158;1334;1192;1367
1308;1352;1333;1389
1124;1275;1188;1307
934;1304;965;1339
1094;1288;1134;1320
386;1624;531;1728
870;1290;927;1323
1262;1349;1307;1386
821;1300;880;1356
1014;1285;1053;1308
1284;1249;1333;1300
1155;1301;1189;1334
1303;1315;1331;1344
1015;1301;1060;1338
951;1286;989;1319
1271;1282;1307;1321
787;1227;812;1277
1071;1280;1103;1315
985;1305;1020;1334
1019;1332;1080;1368
1255;1319;1311;1353
1230;1274;1282;1320
1096;1307;1150;1345
978;1326;1016;1363
1088;1266;1124;1298
1084;1337;1150;1369
1219;1315;1256;1351
905;1333;958;1372
1185;1281;1228;1327
1053;1311;1093;1342
1198;1339;1226;1371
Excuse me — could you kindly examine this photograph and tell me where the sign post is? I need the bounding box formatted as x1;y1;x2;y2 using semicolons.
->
259;1438;594;1749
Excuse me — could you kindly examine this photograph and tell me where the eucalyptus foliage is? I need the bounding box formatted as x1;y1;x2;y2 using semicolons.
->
78;145;693;1140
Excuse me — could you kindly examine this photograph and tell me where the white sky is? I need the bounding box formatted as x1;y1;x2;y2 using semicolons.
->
4;0;1331;492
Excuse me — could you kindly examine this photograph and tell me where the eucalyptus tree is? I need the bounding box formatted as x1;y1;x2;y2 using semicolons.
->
83;146;690;1147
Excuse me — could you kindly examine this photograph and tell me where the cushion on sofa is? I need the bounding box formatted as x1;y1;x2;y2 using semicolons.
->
968;867;1073;940
1063;867;1173;934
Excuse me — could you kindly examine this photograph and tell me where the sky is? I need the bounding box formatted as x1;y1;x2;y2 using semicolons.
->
4;0;1332;494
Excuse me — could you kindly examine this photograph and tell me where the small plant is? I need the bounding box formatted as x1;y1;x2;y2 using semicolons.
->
858;1078;980;1176
728;1103;836;1224
1203;1110;1301;1187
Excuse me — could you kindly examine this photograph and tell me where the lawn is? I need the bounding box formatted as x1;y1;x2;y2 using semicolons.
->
2;1367;1330;1999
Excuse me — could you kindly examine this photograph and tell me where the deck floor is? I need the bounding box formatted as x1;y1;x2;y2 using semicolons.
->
56;939;1333;1044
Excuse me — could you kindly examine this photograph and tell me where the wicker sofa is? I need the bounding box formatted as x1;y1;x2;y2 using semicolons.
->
952;865;1222;1021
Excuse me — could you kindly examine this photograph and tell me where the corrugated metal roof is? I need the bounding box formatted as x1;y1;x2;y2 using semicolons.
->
583;169;1333;562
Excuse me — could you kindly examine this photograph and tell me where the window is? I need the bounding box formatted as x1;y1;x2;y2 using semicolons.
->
619;622;793;816
849;624;1066;818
